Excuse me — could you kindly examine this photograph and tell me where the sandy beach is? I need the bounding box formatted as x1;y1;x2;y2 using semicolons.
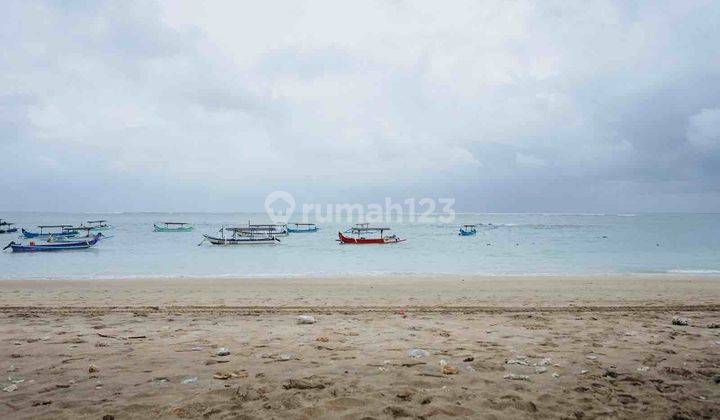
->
1;275;719;419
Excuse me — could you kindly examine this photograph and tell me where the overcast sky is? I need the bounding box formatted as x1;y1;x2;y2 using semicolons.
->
2;1;720;212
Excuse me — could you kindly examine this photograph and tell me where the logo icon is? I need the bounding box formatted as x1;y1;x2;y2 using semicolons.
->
264;191;295;223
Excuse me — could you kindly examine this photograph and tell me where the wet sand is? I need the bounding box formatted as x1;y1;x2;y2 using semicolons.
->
1;275;719;419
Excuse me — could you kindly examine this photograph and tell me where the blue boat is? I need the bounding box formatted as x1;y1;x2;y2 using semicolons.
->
4;233;103;253
21;225;78;239
459;224;477;236
287;223;319;233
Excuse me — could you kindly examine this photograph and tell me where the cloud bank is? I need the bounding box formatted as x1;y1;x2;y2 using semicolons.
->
1;0;719;212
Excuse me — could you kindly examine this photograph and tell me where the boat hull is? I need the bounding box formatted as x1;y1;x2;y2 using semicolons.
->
337;232;406;244
5;234;103;253
0;227;17;234
458;229;477;236
203;235;279;245
287;227;319;233
21;228;78;239
154;225;193;232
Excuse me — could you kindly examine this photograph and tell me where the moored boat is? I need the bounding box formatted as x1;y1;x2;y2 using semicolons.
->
69;220;112;231
4;233;103;253
200;227;280;245
21;225;78;239
154;222;193;232
459;224;477;236
337;226;406;244
0;219;17;234
287;223;319;233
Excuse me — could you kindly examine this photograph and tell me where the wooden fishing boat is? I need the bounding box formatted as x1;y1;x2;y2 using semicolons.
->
337;226;406;244
4;233;103;253
287;223;319;233
245;223;288;236
0;219;17;234
459;224;477;236
200;227;280;245
71;220;111;231
153;222;193;232
21;225;78;239
48;227;113;243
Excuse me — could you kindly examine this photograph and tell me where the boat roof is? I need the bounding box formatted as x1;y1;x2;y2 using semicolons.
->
87;220;107;223
351;226;391;232
248;223;286;227
227;226;280;232
289;223;316;226
462;224;477;227
65;226;93;231
38;225;73;228
162;222;190;225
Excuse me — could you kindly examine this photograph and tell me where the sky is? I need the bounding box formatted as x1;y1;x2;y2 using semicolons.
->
1;0;720;213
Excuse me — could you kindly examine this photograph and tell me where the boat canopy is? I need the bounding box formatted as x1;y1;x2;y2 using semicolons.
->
289;223;316;226
65;226;94;232
161;222;190;225
38;225;73;228
462;224;476;228
351;226;391;232
87;220;107;223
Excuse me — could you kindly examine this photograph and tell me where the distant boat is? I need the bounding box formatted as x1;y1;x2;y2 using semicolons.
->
73;220;112;231
287;223;319;233
245;223;288;236
201;227;280;245
4;233;104;253
47;227;112;242
21;225;78;239
153;222;193;232
337;226;406;244
0;219;17;234
459;224;477;236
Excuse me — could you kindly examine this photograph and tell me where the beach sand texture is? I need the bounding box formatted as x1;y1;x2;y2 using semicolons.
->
0;275;719;419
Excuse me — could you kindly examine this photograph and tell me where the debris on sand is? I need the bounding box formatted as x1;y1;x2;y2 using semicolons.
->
283;379;325;390
215;347;230;356
707;323;719;329
506;358;529;366
408;349;430;358
316;336;329;342
88;365;98;374
672;316;689;326
297;315;317;324
214;371;248;380
3;384;17;392
442;365;459;375
181;377;197;385
503;373;529;381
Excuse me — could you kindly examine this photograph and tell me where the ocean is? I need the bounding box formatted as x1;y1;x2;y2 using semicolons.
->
0;212;718;279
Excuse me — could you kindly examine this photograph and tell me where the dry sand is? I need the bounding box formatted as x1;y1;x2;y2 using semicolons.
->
0;275;719;419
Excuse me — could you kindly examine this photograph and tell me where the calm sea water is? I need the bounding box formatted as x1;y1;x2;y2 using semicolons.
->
0;212;718;279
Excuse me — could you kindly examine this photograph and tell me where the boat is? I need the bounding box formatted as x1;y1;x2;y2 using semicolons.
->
4;233;103;253
200;227;280;245
0;219;17;234
21;225;78;239
287;223;319;233
459;224;477;236
246;223;288;236
343;223;370;233
337;226;406;244
47;227;112;242
153;222;193;232
66;220;112;233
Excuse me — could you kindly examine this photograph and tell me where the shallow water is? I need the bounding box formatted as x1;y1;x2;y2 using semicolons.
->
0;212;718;279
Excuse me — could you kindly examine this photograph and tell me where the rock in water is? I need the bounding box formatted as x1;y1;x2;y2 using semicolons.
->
672;316;689;326
297;315;317;324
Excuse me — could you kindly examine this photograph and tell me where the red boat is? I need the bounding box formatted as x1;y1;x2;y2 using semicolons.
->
337;226;406;244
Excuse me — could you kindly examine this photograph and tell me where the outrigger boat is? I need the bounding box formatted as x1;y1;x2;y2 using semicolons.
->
65;220;112;234
153;222;193;232
4;233;104;253
0;219;17;234
200;227;280;246
458;224;477;236
47;227;112;243
337;226;406;244
21;225;78;239
287;223;319;233
246;223;288;236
